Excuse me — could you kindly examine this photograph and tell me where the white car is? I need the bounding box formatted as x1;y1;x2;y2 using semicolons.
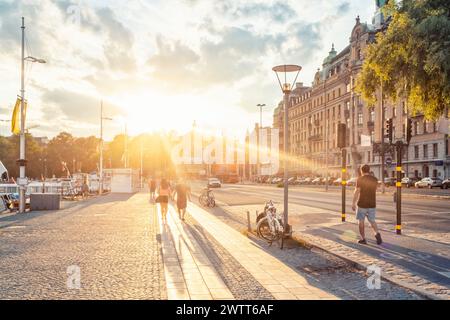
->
415;177;443;189
207;178;222;188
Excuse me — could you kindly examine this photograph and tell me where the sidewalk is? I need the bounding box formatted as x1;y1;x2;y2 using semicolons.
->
220;202;450;300
157;202;338;300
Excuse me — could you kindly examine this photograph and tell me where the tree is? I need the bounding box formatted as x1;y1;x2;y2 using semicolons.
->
356;0;450;119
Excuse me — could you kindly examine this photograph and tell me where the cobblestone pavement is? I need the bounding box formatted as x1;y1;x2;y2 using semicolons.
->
184;215;274;300
0;193;166;300
191;197;422;300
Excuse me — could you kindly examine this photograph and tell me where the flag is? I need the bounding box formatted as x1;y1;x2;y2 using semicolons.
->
11;96;27;135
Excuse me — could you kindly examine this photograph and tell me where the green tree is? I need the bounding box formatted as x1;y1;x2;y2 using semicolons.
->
356;0;450;119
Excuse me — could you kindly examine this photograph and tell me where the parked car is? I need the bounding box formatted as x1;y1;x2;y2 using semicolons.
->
415;177;443;189
442;178;450;189
384;177;397;187
312;177;322;185
333;177;343;186
207;178;222;188
322;177;336;185
288;177;297;185
401;177;419;188
303;177;313;185
347;177;358;187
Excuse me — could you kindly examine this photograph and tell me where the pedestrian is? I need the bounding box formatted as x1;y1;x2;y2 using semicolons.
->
81;178;89;199
352;164;383;245
173;178;191;221
156;178;171;222
148;177;156;200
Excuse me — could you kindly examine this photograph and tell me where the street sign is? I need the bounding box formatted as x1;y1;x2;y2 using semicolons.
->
386;158;393;166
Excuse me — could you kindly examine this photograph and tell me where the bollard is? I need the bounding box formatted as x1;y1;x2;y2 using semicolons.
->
247;211;251;232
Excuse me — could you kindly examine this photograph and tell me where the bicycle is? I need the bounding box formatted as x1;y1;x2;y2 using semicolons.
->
199;188;216;208
256;200;285;249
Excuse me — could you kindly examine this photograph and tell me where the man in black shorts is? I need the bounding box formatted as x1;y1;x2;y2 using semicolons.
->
173;178;191;221
352;164;383;245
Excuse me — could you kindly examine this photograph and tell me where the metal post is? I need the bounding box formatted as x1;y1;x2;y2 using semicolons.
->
342;148;347;222
283;92;289;233
19;17;26;214
140;136;143;189
99;101;103;195
396;142;402;235
380;81;386;194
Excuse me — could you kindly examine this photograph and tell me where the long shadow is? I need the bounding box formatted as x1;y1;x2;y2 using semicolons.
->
306;226;450;286
189;202;423;299
182;218;274;300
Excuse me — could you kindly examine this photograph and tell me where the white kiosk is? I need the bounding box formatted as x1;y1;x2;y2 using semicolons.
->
104;168;140;194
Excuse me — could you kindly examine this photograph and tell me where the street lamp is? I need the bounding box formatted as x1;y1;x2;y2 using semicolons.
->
99;100;113;195
272;64;302;235
18;17;46;213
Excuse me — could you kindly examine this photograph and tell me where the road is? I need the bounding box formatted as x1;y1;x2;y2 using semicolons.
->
193;183;450;234
191;183;450;298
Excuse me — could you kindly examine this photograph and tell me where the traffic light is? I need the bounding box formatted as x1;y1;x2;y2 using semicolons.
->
337;123;347;148
405;118;412;144
386;118;393;144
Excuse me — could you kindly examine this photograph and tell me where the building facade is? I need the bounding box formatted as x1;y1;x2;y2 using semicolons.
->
273;4;450;180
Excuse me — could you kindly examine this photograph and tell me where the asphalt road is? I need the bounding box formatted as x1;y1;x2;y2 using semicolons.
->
194;183;450;234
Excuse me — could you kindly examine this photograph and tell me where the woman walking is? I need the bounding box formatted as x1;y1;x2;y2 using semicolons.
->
157;179;171;222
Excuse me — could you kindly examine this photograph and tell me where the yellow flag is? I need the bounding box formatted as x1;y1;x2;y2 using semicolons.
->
11;97;27;135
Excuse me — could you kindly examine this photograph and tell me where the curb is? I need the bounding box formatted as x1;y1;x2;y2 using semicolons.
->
290;232;444;301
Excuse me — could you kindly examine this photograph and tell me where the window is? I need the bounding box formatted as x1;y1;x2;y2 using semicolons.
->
423;121;427;134
358;113;363;126
433;143;438;158
423;144;428;158
414;146;419;159
346;83;351;92
403;101;407;115
414;121;418;135
338;88;341;96
393;106;397;117
370;109;375;122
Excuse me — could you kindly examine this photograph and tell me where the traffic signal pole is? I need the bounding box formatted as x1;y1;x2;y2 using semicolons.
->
395;141;403;235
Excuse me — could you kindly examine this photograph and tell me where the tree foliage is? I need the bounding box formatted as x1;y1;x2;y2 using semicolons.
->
0;131;175;180
356;0;450;120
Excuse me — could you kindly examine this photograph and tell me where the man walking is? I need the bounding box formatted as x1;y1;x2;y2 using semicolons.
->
352;164;383;245
148;177;156;200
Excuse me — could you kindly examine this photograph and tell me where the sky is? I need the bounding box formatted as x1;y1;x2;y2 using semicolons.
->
0;0;375;140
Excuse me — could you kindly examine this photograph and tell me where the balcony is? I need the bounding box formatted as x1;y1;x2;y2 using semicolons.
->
308;134;323;141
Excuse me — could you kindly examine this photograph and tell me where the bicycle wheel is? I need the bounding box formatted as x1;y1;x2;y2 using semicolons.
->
257;218;275;241
208;198;216;208
199;194;207;206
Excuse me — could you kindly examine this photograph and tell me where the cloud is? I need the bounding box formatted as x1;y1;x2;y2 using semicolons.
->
148;26;285;91
41;88;122;124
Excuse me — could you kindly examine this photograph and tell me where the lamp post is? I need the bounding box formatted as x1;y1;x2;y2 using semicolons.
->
257;103;266;177
272;64;302;235
99;100;113;195
18;17;46;213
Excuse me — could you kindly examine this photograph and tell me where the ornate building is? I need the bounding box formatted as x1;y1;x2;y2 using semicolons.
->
273;3;450;180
